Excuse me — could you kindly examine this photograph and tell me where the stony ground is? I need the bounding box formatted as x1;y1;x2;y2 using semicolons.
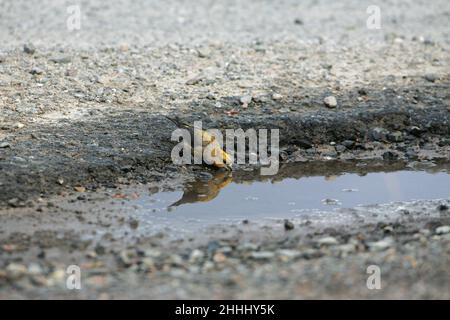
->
0;0;449;299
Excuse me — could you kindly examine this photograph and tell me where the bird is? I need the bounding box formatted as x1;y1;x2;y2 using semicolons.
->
164;116;233;171
168;171;232;207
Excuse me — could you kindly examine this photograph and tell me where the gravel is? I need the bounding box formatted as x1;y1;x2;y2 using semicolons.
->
0;0;449;300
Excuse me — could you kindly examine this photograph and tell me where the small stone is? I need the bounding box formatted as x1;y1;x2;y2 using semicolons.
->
321;198;341;206
437;204;448;211
294;18;303;25
342;140;355;148
129;219;139;229
213;252;227;263
186;76;203;85
387;131;403;142
189;249;204;263
408;126;423;137
49;56;71;64
423;74;438;82
323;96;337;108
7;198;21;207
357;88;368;95
2;244;17;252
370;127;389;141
48;269;66;285
250;251;275;260
86;251;97;259
74;186;86;192
238;243;259;251
0;142;11;148
23;43;36;54
368;237;393;251
197;48;211;58
169;254;183;266
6;263;28;279
272;93;283;100
240;95;252;107
337;243;356;253
284;219;295;231
317;236;339;246
95;245;106;255
118;250;134;266
119;43;129;52
27;263;43;275
57;178;64;185
435;226;450;235
30;67;43;75
65;68;77;77
277;249;301;260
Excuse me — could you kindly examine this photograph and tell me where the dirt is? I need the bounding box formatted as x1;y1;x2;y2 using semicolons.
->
0;0;449;299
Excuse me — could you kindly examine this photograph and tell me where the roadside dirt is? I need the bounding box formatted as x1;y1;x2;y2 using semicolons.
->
0;0;449;299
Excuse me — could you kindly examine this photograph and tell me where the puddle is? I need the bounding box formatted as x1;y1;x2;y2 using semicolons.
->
115;162;450;232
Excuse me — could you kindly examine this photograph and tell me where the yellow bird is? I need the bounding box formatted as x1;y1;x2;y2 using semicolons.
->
165;116;233;170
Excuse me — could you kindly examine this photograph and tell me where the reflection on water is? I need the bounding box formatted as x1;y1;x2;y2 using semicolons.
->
169;171;232;207
135;163;450;222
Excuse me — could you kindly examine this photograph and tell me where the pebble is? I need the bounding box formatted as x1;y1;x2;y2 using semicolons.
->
141;258;155;270
272;93;283;100
321;198;341;205
74;186;86;192
370;127;389;141
118;250;134;266
408;126;423;137
368;237;393;251
277;250;301;259
197;48;211;58
435;226;450;235
423;74;438;82
250;251;275;260
240;95;252;107
213;252;227;263
387;131;403;142
49;56;71;64
30;67;43;75
0;142;11;148
186;76;203;85
6;263;28;279
336;243;356;253
342;140;355;148
317;236;339;246
23;43;36;54
189;249;205;263
323;96;337;108
27;263;43;275
284;219;295;231
129;219;139;229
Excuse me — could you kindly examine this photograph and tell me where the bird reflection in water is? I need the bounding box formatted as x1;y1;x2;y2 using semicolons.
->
169;171;233;208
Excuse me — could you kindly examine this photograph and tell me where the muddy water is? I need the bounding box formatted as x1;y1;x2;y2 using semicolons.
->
122;165;450;232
